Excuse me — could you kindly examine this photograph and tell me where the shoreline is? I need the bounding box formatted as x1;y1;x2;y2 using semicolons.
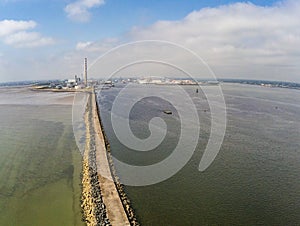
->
29;86;92;92
81;90;139;225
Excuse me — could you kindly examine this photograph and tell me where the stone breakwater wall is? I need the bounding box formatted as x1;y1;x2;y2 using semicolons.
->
81;94;111;226
94;93;140;226
106;150;140;226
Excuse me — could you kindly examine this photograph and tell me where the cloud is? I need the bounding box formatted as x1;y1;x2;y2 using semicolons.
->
48;38;120;80
65;0;105;22
0;19;55;48
3;31;55;48
0;19;36;37
76;41;92;50
75;38;119;52
128;0;300;82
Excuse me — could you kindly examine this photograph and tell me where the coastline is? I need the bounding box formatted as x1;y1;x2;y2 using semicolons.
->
81;90;139;225
29;86;92;92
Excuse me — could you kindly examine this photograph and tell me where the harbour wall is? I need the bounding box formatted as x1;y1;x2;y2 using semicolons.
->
81;91;139;226
94;92;140;226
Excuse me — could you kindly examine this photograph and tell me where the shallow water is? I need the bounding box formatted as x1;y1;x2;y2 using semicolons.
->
98;83;300;225
0;87;84;226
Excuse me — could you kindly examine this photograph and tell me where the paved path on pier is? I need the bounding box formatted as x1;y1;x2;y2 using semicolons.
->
91;92;130;226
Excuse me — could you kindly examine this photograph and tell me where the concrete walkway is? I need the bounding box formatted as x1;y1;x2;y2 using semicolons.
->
91;92;130;226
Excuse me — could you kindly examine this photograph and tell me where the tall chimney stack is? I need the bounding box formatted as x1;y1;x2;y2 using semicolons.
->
84;58;87;86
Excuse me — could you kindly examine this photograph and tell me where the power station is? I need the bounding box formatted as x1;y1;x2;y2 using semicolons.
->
84;57;88;86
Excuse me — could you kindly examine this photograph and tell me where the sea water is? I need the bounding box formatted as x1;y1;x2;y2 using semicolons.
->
97;83;300;225
0;87;84;226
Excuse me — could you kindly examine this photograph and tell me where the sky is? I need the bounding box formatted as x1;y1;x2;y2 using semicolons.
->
0;0;299;83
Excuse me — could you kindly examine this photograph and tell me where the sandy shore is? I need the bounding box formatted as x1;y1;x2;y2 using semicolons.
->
30;86;92;93
0;87;76;106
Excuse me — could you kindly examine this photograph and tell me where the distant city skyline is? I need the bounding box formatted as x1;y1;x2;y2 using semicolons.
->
0;0;299;83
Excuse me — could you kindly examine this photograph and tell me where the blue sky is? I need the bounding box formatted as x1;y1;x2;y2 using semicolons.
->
0;0;299;82
0;1;279;45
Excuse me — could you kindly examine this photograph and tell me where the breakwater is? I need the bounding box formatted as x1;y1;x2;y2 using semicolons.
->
81;93;110;225
95;93;140;226
81;91;139;226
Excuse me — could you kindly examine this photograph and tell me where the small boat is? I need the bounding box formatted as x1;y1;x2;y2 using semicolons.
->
163;110;172;115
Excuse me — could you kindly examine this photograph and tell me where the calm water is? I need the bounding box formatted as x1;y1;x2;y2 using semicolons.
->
97;83;300;225
0;87;84;226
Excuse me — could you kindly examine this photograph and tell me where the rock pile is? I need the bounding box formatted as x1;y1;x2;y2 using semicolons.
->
107;152;140;226
95;100;140;226
81;97;111;226
81;92;140;226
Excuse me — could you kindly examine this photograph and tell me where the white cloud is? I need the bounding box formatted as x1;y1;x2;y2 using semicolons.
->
0;20;36;37
76;41;92;50
75;38;119;52
4;31;55;48
128;0;300;82
0;19;55;48
65;0;105;22
50;38;120;80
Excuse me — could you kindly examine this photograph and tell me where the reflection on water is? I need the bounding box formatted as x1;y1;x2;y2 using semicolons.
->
0;87;84;226
98;83;300;225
